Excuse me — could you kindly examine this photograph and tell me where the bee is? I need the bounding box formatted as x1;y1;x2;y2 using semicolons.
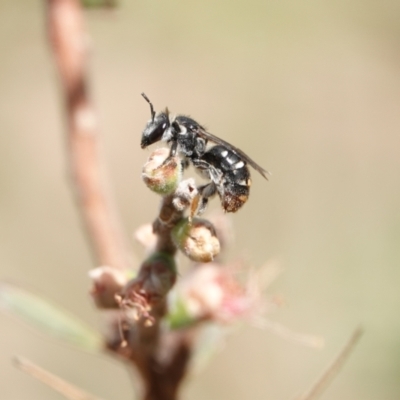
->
140;93;269;214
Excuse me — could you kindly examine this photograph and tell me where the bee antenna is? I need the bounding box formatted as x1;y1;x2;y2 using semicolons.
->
141;92;155;122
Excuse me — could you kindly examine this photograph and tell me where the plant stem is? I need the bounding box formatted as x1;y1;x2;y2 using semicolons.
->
46;0;132;270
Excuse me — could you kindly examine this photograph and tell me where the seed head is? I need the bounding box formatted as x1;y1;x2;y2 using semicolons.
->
172;218;220;262
142;148;182;195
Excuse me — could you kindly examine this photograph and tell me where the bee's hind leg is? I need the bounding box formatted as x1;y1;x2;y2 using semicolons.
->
189;182;217;220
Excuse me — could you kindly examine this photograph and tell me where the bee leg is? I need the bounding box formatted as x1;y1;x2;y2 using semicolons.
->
181;158;190;170
189;195;201;222
197;186;214;215
189;182;217;220
169;140;178;157
160;141;181;168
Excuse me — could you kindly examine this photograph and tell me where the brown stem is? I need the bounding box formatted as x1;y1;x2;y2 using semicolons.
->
46;2;192;399
107;196;190;400
153;194;183;254
143;349;190;400
46;0;131;270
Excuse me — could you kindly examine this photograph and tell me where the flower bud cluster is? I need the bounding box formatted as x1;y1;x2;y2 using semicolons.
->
93;145;274;364
142;148;221;263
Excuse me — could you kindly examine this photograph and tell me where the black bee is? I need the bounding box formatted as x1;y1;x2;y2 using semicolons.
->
140;93;269;214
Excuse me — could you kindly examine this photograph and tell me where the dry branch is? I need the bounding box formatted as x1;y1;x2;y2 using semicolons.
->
295;326;363;400
47;0;131;270
15;357;105;400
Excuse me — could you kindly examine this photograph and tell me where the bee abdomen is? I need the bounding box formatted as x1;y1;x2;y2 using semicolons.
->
201;145;251;212
222;183;250;212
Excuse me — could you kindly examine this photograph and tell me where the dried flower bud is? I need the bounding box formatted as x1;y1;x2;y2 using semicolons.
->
89;266;128;308
172;178;198;211
172;218;220;262
142;148;182;195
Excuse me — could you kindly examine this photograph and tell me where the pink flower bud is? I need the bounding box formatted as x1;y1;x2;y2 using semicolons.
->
169;263;259;325
89;266;128;309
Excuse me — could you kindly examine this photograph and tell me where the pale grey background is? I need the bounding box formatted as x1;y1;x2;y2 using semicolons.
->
1;1;400;399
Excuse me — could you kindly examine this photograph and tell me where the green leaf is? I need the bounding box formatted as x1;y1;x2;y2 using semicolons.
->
0;282;102;352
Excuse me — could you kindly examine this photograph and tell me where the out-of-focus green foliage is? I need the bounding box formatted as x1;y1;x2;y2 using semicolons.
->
0;282;102;352
167;296;194;330
82;0;117;8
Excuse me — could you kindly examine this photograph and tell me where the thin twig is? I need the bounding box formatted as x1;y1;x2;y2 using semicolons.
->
46;0;132;270
295;326;363;400
15;356;104;400
253;318;324;348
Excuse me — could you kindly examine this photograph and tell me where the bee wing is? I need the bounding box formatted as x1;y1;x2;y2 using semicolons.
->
193;126;270;180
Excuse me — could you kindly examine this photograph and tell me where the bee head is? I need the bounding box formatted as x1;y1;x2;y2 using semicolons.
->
141;112;170;148
141;93;170;148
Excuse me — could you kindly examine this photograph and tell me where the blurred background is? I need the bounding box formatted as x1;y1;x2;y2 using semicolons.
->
1;0;400;399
